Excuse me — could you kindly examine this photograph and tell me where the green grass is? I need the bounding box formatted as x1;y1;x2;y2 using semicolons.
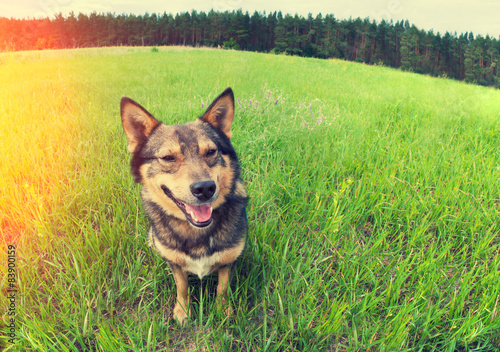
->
1;46;500;351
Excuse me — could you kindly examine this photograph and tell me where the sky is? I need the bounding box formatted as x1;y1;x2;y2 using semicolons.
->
1;0;499;38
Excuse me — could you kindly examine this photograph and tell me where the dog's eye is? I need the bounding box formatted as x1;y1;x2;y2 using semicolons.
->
161;155;176;162
205;149;217;157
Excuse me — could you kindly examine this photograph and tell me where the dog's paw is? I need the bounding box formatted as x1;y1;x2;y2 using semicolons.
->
224;304;234;317
216;296;233;317
173;303;190;327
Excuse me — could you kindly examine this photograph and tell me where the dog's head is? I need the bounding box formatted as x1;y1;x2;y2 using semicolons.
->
121;88;239;228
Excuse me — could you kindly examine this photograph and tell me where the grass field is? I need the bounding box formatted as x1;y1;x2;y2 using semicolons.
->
1;46;500;351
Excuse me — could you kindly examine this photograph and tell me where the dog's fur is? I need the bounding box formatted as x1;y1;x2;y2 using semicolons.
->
120;88;248;326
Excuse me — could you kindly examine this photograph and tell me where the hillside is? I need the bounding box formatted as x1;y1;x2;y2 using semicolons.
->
1;47;500;351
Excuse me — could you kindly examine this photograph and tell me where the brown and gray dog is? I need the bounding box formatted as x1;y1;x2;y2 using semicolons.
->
121;88;248;326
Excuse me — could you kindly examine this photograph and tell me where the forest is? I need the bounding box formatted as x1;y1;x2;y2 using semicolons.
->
1;10;499;87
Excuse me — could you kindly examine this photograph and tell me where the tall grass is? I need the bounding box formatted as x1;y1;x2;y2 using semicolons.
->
1;46;500;351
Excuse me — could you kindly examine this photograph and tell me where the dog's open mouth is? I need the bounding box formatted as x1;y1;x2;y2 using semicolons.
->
161;186;212;228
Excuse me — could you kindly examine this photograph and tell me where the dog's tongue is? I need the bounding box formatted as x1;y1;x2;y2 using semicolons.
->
185;203;212;223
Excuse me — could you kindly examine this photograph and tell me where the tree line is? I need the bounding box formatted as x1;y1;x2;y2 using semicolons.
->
1;10;499;87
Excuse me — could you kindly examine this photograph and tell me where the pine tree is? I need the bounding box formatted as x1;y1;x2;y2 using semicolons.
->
400;31;411;70
464;43;477;82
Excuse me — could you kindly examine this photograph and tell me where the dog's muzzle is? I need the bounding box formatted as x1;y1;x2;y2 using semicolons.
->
161;185;214;228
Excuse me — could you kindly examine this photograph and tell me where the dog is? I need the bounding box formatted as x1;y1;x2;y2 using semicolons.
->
120;88;248;326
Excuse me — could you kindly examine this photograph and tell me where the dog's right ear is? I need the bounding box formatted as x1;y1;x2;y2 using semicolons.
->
200;88;234;139
121;97;160;153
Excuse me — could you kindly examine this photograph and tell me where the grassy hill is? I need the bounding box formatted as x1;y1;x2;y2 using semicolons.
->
1;47;500;351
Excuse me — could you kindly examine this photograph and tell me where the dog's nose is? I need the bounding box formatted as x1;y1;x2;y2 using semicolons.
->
190;181;216;201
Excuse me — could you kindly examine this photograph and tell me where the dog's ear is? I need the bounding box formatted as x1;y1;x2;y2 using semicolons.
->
200;88;234;139
121;97;160;153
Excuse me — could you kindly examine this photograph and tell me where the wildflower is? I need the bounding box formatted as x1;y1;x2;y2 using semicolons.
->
275;99;278;105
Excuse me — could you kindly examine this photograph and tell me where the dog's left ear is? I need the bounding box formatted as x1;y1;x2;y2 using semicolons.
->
200;87;234;139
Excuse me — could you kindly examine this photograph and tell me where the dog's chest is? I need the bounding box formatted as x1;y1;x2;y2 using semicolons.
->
149;228;245;279
184;252;221;279
149;230;221;278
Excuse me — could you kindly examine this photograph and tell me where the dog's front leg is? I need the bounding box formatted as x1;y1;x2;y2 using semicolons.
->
216;265;233;316
170;263;190;326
